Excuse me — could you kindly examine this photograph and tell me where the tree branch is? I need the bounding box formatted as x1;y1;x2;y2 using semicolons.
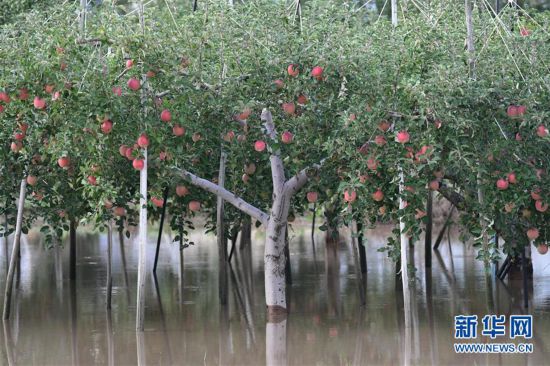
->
261;108;285;195
283;160;325;197
174;168;269;226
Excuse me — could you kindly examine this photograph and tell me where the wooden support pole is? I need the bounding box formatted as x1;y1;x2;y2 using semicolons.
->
153;187;169;274
217;150;228;305
425;191;433;268
3;179;26;320
136;148;148;331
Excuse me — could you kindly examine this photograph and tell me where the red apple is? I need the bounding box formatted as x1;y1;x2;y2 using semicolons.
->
378;120;391;132
507;173;517;184
374;135;386;146
114;207;126;216
297;94;308;105
160;109;172;122
151;197;164;208
173;125;185;136
537;244;548;255
101;119;113;134
119;145;128;157
434;119;442;129
306;191;318;203
527;228;539;241
146;70;156;78
429;180;440;191
87;175;97;186
18;88;29;100
33;97;46;109
242;174;250;183
223;131;235;142
349;113;357;121
537;124;548;137
112;86;122;96
281;131;293;144
515;133;522;141
127;78;140;91
10;141;23;152
507;105;518;117
44;84;54;94
496;178;509;190
287;64;299;77
58;156;70;169
396;130;410;144
517;105;526;115
372;189;384;202
531;189;541;201
244;163;256;175
176;185;189;197
535;200;548;213
188;200;201;212
520;27;530;37
254;140;266;152
126;59;134;68
367;158;378;171
344;189;357;203
0;92;10;103
26;175;38;186
0;105;3;113
137;133;149;148
238;108;252;121
133;159;144;170
274;79;284;89
14;132;25;141
415;209;427;219
311;66;323;81
282;102;295;115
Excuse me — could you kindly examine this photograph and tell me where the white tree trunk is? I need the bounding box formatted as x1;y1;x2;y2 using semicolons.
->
136;148;148;331
106;220;113;309
266;319;287;366
3;179;26;320
398;171;411;329
265;194;290;314
217;150;228;305
391;0;398;26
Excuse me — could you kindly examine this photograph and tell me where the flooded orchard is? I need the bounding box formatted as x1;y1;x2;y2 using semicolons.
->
0;221;549;365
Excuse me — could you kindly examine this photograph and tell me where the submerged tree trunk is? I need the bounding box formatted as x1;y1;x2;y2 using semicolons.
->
3;179;26;320
265;194;290;315
69;218;77;281
136;148;148;331
239;219;252;250
217;150;228;305
106;220;113;309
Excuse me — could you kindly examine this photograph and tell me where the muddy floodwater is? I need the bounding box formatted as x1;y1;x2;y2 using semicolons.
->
0;223;549;365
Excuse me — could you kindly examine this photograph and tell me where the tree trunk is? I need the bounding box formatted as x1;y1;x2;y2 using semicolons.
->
3;179;26;320
239;219;252;250
69;218;77;281
391;0;398;26
266;319;287;366
106;220;113;309
265;194;290;316
217;150;228;305
425;191;433;268
136;148;148;331
398;171;411;330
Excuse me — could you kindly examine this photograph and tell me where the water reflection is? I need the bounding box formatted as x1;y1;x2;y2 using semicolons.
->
0;223;548;365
